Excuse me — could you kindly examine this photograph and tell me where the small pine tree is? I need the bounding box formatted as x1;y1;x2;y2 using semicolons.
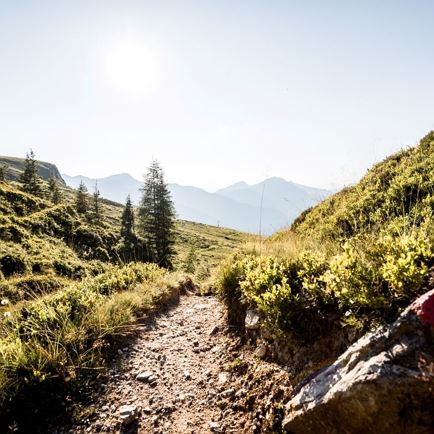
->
20;149;44;196
183;245;197;274
48;177;62;204
121;195;135;240
52;185;62;204
48;177;56;193
91;181;102;224
137;160;176;268
120;195;136;261
0;166;4;182
75;180;88;214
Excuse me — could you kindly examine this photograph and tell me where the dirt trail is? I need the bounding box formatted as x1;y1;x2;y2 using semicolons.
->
66;293;290;434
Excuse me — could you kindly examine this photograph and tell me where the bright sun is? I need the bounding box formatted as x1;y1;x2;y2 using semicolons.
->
105;38;159;96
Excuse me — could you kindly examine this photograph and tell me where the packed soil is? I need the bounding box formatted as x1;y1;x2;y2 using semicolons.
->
59;293;291;434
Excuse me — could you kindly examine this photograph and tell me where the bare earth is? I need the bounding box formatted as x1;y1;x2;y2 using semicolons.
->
67;294;290;434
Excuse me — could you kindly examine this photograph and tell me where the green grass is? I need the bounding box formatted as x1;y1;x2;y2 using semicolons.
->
174;220;251;278
0;263;180;407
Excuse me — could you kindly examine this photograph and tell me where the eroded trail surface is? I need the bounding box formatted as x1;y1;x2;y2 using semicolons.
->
68;294;289;434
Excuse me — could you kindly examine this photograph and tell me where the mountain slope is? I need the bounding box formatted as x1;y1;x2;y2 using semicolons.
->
287;131;434;243
62;173;141;204
169;183;287;234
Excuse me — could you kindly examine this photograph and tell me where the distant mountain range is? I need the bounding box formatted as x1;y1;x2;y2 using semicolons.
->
62;173;331;235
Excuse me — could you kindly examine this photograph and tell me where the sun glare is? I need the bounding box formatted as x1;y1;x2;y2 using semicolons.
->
105;38;159;96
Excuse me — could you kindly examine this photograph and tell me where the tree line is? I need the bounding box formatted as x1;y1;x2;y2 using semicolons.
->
4;150;176;268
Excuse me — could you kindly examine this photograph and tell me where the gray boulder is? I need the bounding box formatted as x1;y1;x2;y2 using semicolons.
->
283;289;434;434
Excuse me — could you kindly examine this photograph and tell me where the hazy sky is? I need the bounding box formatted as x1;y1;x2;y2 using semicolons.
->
1;1;434;191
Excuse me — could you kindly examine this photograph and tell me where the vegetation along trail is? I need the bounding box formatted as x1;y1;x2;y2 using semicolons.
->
64;291;290;434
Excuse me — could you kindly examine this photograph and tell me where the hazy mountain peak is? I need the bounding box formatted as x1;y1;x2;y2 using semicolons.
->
218;181;250;192
258;177;290;186
62;171;331;235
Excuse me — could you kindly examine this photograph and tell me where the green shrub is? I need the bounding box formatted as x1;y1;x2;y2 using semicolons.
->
322;243;384;310
0;275;65;303
217;226;434;341
0;223;29;243
94;246;110;261
379;233;433;297
0;186;45;216
0;254;28;277
53;259;85;279
238;255;337;339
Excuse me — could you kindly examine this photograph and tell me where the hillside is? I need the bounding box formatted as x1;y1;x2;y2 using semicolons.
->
63;173;331;234
218;131;434;354
287;131;434;244
0;172;247;429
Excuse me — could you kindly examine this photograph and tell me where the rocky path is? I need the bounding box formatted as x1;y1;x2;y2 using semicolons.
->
67;293;290;434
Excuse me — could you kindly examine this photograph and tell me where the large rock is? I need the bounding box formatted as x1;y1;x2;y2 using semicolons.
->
283;289;434;434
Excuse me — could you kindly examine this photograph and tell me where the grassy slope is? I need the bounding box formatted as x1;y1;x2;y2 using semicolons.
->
0;154;249;276
217;132;434;345
288;131;434;243
174;220;250;276
0;170;247;421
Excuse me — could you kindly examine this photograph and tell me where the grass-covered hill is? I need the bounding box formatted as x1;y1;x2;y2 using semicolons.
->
289;130;434;244
0;178;174;418
217;132;434;360
0;164;247;423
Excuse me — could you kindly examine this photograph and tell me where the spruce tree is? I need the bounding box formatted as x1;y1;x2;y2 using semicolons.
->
120;195;136;261
183;245;197;274
91;181;102;224
48;177;62;204
137;160;176;268
20;149;44;196
75;180;88;214
0;166;4;182
52;185;62;204
121;195;135;240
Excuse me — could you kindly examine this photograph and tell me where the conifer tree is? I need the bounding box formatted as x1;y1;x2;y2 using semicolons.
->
20;149;44;196
120;195;136;261
52;185;62;204
137;160;176;268
91;181;102;224
0;166;4;182
48;177;56;193
75;180;88;214
48;177;62;204
121;195;135;240
183;245;197;274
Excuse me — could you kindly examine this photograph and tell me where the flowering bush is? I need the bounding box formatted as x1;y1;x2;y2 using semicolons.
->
217;228;434;340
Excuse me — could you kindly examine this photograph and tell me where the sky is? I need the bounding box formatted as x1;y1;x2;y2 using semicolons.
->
1;0;434;192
